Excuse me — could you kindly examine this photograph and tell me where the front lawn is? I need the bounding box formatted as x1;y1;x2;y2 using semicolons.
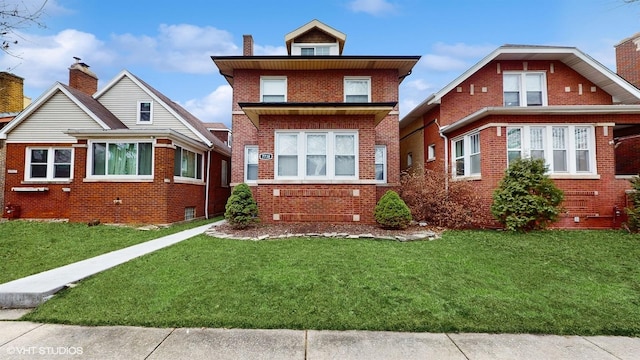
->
0;219;218;284
22;230;640;336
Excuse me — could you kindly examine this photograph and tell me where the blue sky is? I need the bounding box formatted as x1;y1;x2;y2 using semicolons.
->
2;0;640;128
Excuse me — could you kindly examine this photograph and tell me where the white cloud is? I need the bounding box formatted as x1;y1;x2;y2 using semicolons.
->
111;24;238;74
404;78;431;92
254;44;287;56
420;54;467;72
0;29;115;89
182;85;233;127
432;42;495;59
348;0;397;16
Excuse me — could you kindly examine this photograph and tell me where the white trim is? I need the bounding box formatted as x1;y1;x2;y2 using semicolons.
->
260;76;287;102
24;147;74;182
503;71;548;107
344;77;371;103
451;132;481;178
86;139;155;180
12;187;49;192
136;100;153;124
244;145;259;183
374;145;387;183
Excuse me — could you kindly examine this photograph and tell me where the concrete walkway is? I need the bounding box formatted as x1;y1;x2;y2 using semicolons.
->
1;321;639;359
0;223;214;308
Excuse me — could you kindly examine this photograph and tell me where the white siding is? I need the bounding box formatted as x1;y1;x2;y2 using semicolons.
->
8;91;103;142
98;77;203;142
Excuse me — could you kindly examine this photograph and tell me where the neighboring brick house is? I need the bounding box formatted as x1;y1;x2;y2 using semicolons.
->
0;60;231;224
400;42;640;229
212;20;420;224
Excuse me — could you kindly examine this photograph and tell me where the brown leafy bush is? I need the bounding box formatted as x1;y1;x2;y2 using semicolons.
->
399;167;492;229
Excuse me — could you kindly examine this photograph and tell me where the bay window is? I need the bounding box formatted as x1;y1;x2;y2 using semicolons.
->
26;147;73;180
174;146;203;180
506;125;595;174
276;131;358;180
91;141;153;177
452;132;481;178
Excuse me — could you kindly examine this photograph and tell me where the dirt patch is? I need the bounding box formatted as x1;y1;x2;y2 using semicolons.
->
212;221;442;239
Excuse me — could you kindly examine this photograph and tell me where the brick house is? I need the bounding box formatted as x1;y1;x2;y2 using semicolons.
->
212;20;420;224
0;60;231;224
400;42;640;229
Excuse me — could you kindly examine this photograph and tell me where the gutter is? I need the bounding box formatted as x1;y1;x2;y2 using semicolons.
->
436;119;449;193
204;149;211;219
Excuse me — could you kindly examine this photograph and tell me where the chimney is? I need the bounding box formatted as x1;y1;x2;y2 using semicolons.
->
243;35;254;56
615;33;640;89
68;57;98;95
0;72;24;113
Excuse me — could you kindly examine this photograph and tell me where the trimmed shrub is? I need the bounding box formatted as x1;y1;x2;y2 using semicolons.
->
624;174;640;233
224;183;258;229
399;167;492;229
491;158;564;232
374;190;412;229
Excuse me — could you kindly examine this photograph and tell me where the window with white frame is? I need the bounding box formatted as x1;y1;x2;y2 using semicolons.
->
301;46;331;55
221;159;229;187
407;152;413;167
375;145;387;182
245;145;258;182
503;72;546;107
452;132;481;177
261;77;286;102
91;141;153;177
506;125;595;174
275;131;358;180
344;77;371;102
26;147;73;180
174;146;203;180
137;101;152;123
427;144;436;161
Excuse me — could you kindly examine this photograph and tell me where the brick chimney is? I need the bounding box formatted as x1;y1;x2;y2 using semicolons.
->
243;35;254;56
68;57;98;95
615;33;640;89
0;72;24;113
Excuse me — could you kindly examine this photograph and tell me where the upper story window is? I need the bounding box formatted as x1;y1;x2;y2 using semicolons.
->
261;77;287;102
344;77;371;103
503;72;546;107
301;46;331;55
174;146;203;180
90;141;153;177
245;145;258;183
275;131;358;180
137;101;153;123
26;147;73;181
507;125;595;174
452;132;481;178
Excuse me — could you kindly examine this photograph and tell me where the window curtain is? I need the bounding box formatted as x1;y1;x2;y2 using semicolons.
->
108;143;136;175
138;143;152;175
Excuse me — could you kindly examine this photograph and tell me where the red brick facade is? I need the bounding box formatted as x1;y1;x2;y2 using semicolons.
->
405;47;640;229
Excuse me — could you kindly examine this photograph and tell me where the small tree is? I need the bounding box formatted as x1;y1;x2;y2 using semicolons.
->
374;190;412;229
491;158;564;232
224;183;258;229
624;175;640;233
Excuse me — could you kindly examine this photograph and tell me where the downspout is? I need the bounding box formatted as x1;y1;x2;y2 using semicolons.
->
204;149;212;219
436;119;449;193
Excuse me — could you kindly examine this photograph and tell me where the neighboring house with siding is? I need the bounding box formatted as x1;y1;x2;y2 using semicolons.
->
212;19;420;224
0;60;231;224
400;40;640;229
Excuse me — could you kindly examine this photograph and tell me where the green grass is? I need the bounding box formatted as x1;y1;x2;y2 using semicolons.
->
22;230;640;336
0;218;219;284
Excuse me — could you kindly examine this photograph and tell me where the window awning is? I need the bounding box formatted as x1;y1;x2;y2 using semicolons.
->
237;102;397;128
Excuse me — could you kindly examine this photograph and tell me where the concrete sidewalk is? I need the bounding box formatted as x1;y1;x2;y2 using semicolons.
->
0;223;214;308
1;321;638;359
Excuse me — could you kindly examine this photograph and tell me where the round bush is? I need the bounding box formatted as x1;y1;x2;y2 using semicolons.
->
224;183;258;229
374;190;413;229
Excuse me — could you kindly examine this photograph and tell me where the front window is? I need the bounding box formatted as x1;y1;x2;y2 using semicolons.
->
245;146;258;182
452;132;481;178
503;72;546;107
221;160;229;187
375;145;387;182
507;125;595;174
26;148;73;181
91;141;153;177
261;77;286;102
174;146;203;180
301;46;330;55
137;101;152;123
344;77;371;102
276;131;358;180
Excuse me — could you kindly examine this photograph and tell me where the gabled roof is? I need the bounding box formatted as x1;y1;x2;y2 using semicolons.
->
95;70;230;155
430;45;640;106
285;19;347;55
0;82;126;138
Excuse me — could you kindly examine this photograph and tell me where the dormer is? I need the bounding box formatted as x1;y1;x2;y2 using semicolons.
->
285;19;346;56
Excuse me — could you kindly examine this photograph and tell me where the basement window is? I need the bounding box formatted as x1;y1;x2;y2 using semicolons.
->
184;207;196;221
